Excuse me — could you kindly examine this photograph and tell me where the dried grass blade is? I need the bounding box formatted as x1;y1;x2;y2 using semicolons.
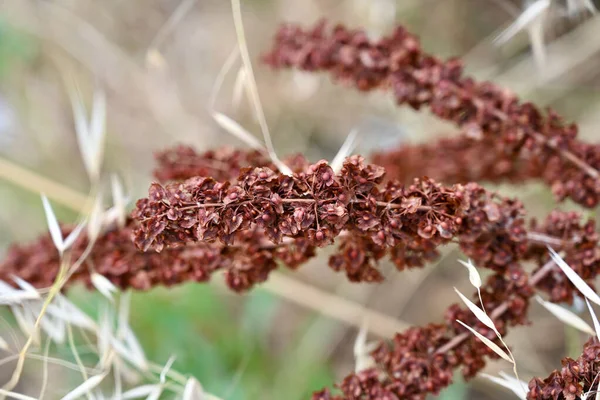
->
68;84;93;177
183;378;204;400
456;320;512;362
0;292;39;305
0;336;9;351
232;66;247;110
0;388;38;400
159;356;176;384
536;296;595;335
586;298;600;338
458;259;482;289
454;288;497;333
230;0;292;176
212;112;264;150
41;194;65;254
60;372;108;400
63;221;86;252
548;247;600;306
497;372;528;399
110;174;127;227
48;295;96;331
331;129;359;174
482;373;526;399
89;88;107;179
121;385;160;400
87;194;104;243
91;273;118;302
493;0;550;45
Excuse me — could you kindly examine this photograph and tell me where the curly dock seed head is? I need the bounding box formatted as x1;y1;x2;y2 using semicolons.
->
264;20;600;208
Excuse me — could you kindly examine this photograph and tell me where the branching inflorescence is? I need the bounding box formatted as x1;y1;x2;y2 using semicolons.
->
135;156;467;278
4;143;600;399
263;20;600;208
134;149;600;398
2;16;600;400
149;146;600;301
0;218;301;293
0;147;592;398
528;337;600;400
155;145;272;182
371;134;544;186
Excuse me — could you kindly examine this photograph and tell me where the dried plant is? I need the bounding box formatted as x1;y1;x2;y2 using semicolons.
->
3;15;600;400
371;134;544;187
154;145;272;183
527;337;600;399
3;149;600;398
263;20;600;208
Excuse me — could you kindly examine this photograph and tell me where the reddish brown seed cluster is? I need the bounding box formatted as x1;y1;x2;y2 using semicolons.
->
135;155;545;280
154;145;311;183
154;145;271;182
309;209;600;400
263;20;600;207
527;211;600;303
0;219;314;292
2;149;600;398
0;219;220;291
312;271;533;400
132;152;600;398
455;184;527;274
134;156;521;281
372;135;544;186
528;337;600;400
